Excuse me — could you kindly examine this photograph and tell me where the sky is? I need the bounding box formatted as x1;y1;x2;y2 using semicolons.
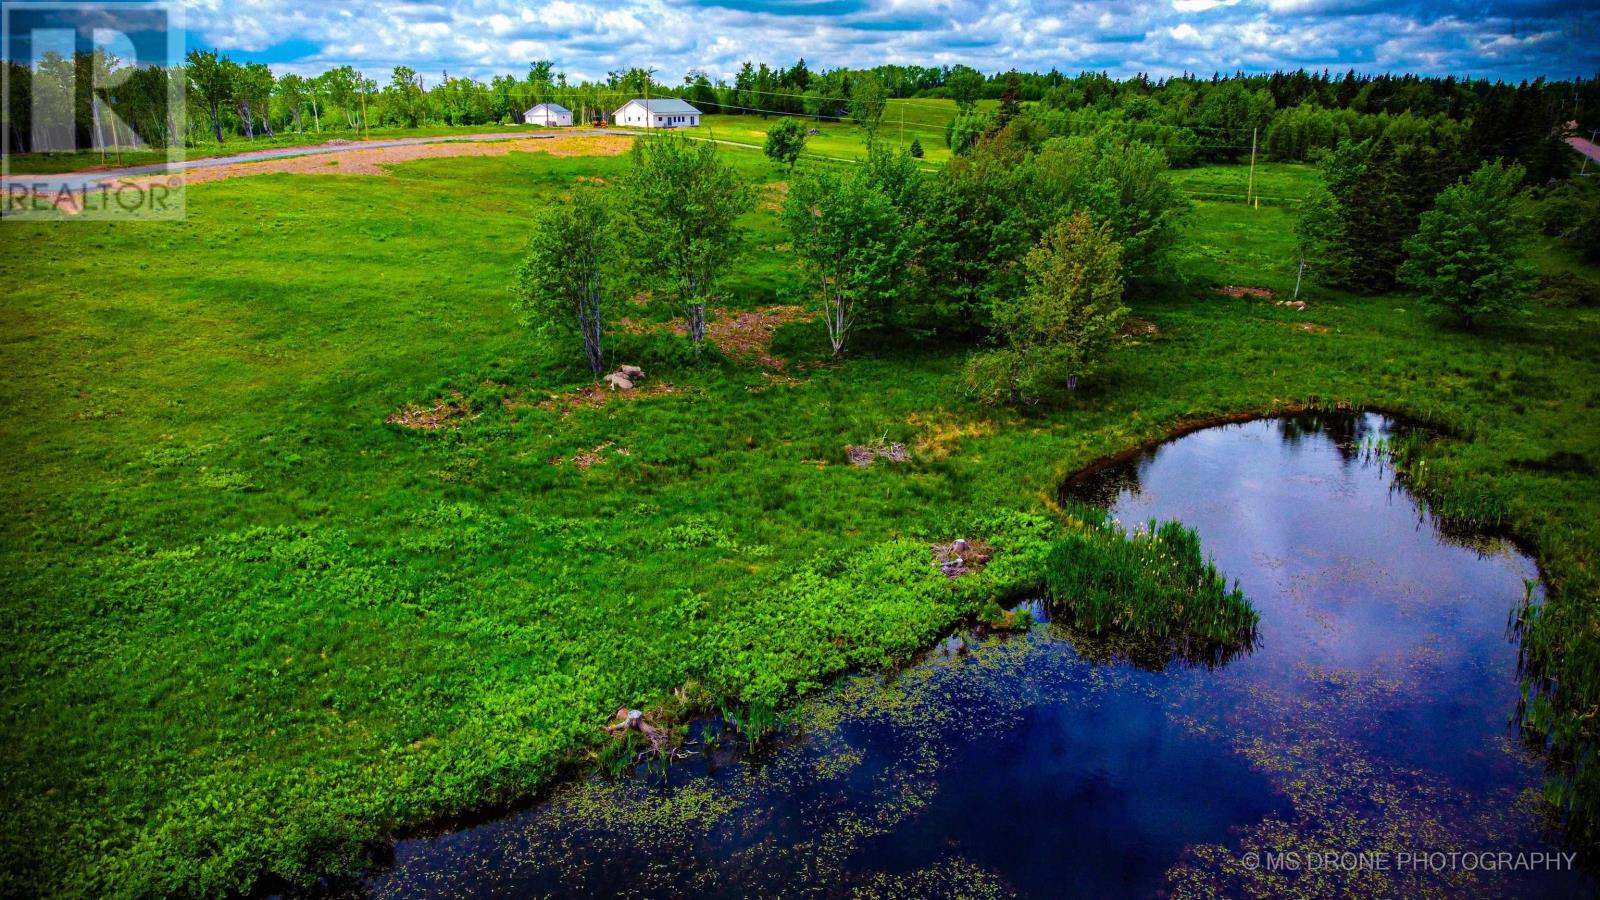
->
12;0;1600;85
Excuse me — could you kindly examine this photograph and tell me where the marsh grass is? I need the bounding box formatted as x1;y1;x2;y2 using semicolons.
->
1044;506;1258;658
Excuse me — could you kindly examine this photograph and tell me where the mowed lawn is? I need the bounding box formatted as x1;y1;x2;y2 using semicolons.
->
2;141;1598;896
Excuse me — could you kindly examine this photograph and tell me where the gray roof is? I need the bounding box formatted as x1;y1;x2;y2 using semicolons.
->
616;98;701;115
526;103;571;114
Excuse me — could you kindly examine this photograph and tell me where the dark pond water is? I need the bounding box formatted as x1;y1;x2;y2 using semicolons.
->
347;413;1589;898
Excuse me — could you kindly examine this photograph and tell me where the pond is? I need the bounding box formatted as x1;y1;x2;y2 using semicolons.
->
344;413;1589;898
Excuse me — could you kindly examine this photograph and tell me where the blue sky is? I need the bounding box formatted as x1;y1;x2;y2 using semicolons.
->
21;0;1600;83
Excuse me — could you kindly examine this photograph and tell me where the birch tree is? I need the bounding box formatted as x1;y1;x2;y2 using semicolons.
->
781;167;905;355
516;189;614;375
621;133;750;352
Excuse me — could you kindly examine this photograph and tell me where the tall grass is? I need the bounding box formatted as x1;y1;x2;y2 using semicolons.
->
1044;506;1257;661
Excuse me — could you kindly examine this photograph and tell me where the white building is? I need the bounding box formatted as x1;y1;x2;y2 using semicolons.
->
611;98;701;129
524;103;573;127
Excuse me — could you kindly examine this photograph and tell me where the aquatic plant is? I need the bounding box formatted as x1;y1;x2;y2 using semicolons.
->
1043;506;1257;656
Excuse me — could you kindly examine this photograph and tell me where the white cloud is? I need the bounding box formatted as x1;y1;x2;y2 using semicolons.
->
180;0;1597;85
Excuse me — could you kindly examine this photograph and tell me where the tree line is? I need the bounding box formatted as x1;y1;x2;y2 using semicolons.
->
6;47;1596;167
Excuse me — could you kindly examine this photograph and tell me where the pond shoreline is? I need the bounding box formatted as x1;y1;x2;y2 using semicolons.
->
295;405;1585;898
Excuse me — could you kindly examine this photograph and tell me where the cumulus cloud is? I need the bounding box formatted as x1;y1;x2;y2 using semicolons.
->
178;0;1599;83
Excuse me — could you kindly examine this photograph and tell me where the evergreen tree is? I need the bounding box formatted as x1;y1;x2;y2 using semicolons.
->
1400;161;1534;328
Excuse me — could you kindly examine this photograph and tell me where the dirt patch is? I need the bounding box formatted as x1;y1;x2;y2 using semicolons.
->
387;392;473;430
552;441;631;469
931;538;993;579
1215;284;1275;300
674;304;816;370
845;441;911;468
533;380;680;416
1120;317;1160;337
575;175;609;185
1292;322;1331;334
116;135;633;190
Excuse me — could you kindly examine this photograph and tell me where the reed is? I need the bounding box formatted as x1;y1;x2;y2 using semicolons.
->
1044;506;1258;656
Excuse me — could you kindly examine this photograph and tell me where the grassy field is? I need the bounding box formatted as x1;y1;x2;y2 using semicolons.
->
2;136;1597;896
673;99;988;164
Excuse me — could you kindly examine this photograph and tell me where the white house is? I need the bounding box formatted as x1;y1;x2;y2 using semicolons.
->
612;98;701;129
524;103;573;127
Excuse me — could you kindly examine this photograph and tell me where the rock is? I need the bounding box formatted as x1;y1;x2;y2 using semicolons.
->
952;538;971;554
604;372;634;391
619;364;644;380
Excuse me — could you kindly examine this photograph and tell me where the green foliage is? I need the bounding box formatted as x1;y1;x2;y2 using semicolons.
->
1297;137;1467;292
908;138;924;159
945;112;989;155
849;72;889;143
1400;161;1535;328
621;133;752;349
781;165;908;354
965;212;1127;404
1538;177;1600;264
1044;508;1258;655
515;188;614;374
1031;133;1190;289
762;117;807;170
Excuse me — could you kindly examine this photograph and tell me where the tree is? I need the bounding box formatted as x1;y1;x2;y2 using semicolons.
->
947;65;985;113
850;72;889;143
1399;161;1534;329
781;167;906;355
997;71;1022;126
185;49;230;143
909;137;924;158
516;189;614;374
966;212;1128;404
242;63;276;136
221;58;253;139
276;74;310;132
1031;133;1190;290
621;133;751;351
763;118;807;170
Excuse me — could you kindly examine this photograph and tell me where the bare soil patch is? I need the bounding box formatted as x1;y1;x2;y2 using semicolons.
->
1215;284;1275;300
386;393;474;430
552;441;631;469
532;380;680;416
119;135;633;190
845;441;911;467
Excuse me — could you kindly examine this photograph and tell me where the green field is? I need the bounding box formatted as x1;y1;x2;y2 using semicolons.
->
671;99;987;164
2;136;1598;896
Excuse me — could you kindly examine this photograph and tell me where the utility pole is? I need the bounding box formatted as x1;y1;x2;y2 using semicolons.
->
1293;257;1305;300
1247;126;1258;206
